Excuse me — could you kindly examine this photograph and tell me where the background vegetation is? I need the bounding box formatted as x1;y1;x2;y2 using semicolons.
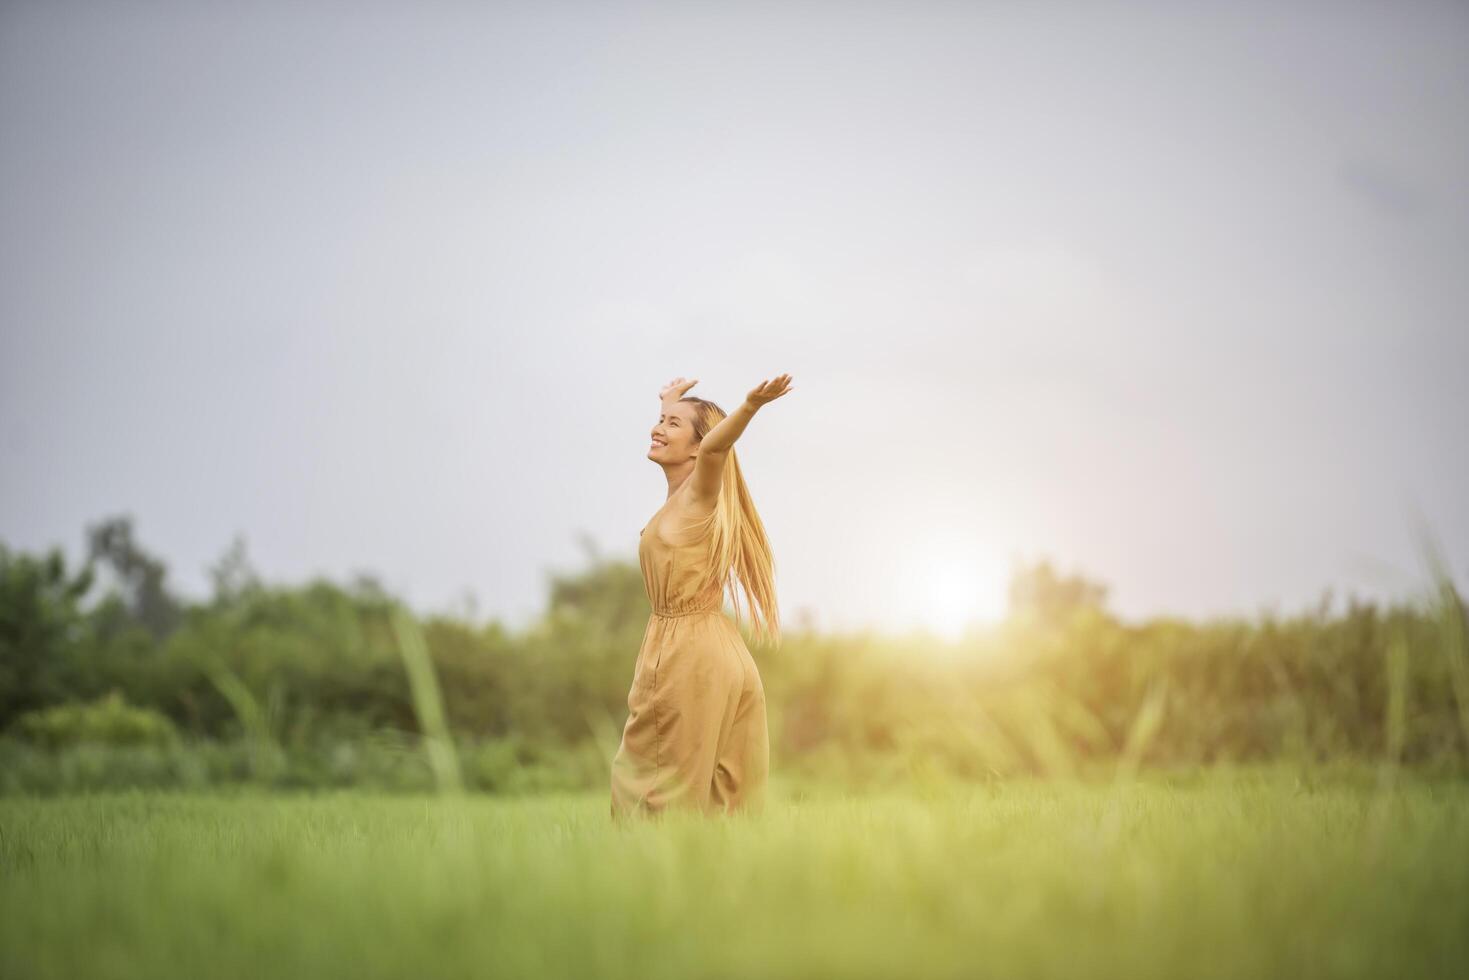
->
3;515;1466;795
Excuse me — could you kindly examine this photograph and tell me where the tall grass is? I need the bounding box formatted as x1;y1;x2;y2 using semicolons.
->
2;770;1466;980
203;660;284;782
390;603;463;795
1417;522;1469;754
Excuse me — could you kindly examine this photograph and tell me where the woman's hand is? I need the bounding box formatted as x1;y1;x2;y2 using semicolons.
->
745;373;794;408
694;372;794;459
660;377;699;402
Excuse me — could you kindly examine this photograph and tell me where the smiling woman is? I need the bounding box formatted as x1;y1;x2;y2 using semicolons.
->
611;373;794;820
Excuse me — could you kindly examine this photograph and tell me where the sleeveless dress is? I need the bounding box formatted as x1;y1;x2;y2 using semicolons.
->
609;487;770;818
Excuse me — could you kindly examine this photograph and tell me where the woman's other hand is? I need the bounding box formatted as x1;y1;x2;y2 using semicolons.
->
660;377;699;402
745;373;794;408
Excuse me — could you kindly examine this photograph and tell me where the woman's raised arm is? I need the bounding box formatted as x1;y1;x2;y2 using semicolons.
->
690;374;794;499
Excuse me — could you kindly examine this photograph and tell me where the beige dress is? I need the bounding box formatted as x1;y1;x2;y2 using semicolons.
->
609;486;770;818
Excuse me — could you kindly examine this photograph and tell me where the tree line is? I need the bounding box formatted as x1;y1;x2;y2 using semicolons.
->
2;515;1466;793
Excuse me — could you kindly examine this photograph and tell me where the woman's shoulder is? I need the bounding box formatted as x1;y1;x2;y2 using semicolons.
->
657;491;717;542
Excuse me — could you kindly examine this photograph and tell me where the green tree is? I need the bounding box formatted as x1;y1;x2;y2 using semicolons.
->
1006;558;1110;626
0;542;95;724
85;514;183;642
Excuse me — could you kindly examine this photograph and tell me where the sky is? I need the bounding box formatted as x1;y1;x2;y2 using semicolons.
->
2;0;1466;639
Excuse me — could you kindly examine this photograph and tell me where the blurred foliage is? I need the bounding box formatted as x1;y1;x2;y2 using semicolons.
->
11;690;179;749
1;515;1466;793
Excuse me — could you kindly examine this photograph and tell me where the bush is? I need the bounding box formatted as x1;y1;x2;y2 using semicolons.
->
9;690;180;749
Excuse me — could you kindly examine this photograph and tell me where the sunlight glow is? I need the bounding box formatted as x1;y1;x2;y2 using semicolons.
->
891;546;1008;641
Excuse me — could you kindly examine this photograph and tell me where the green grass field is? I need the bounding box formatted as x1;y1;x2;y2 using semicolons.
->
3;767;1467;980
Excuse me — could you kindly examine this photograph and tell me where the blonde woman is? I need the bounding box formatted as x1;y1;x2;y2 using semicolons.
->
610;373;794;819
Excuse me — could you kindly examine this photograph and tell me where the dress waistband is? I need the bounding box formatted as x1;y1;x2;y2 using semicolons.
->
651;606;720;619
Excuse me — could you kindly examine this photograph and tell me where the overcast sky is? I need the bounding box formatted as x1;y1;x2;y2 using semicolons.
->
2;0;1466;637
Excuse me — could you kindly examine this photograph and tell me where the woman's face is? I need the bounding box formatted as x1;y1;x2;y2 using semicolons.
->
648;402;698;462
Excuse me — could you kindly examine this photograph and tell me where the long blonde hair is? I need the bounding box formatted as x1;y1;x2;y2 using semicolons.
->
674;397;781;648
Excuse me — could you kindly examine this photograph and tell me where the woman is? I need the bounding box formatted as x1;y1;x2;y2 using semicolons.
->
610;372;795;819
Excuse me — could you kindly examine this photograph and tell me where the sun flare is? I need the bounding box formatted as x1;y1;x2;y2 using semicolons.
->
891;546;1008;641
